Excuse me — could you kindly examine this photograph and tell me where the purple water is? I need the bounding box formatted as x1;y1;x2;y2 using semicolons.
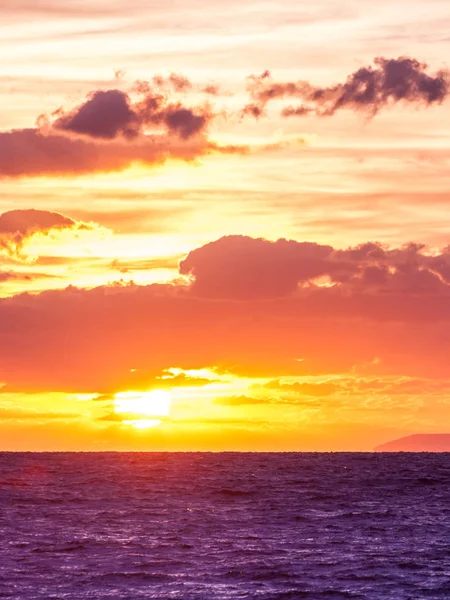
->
1;453;449;599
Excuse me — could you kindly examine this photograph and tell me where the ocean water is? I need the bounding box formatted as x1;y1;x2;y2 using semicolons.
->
1;453;449;600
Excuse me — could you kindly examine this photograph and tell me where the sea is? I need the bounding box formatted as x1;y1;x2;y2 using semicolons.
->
0;452;449;599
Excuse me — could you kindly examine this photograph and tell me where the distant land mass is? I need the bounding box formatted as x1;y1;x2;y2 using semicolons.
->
375;434;450;452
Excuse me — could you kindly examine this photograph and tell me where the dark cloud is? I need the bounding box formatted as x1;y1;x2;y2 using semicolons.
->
245;57;450;118
54;89;140;140
52;83;211;141
243;69;314;118
163;106;209;139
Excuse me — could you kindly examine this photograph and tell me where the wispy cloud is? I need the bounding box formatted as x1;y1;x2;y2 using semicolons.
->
244;57;449;118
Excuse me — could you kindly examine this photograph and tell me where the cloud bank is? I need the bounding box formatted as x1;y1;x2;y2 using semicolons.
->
0;79;240;178
0;128;246;178
1;56;448;178
2;235;450;393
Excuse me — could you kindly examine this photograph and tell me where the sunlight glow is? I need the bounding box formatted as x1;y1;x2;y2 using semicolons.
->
114;390;171;429
123;419;163;429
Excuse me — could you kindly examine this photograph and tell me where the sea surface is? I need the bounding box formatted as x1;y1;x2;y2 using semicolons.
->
0;453;449;599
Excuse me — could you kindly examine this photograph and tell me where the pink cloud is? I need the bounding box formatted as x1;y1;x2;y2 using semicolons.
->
1;235;450;392
179;235;333;299
0;128;245;178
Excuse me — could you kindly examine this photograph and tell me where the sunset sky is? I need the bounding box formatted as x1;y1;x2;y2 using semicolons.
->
1;0;450;450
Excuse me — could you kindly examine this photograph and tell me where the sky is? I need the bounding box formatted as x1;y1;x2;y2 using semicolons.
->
1;0;450;451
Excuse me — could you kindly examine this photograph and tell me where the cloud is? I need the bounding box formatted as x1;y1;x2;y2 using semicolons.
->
53;90;140;140
0;209;90;258
0;75;257;179
215;382;339;406
110;257;181;274
3;235;450;393
0;270;30;283
179;235;333;299
281;106;313;117
181;235;450;298
156;372;215;387
51;84;212;141
99;367;216;391
202;84;224;96
0;127;246;178
8;58;441;180
245;57;450;118
162;106;209;140
0;270;56;284
152;73;193;93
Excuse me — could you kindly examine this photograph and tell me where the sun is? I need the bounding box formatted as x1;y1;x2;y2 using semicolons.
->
113;390;171;429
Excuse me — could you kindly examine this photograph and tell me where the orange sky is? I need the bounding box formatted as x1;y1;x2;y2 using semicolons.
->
1;0;450;450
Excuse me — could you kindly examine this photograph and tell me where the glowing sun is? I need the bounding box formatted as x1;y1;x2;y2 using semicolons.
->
114;390;171;429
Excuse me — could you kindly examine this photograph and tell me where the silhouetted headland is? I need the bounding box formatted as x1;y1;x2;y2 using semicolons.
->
375;434;450;452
